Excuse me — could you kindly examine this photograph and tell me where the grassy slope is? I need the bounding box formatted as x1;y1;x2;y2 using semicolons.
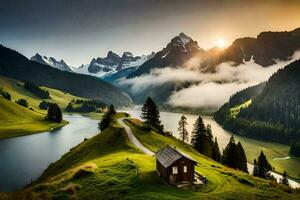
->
0;97;67;139
229;99;252;118
0;76;84;139
0;76;86;111
3;113;298;200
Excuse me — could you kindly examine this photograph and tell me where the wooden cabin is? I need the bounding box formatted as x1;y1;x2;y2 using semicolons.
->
155;145;197;185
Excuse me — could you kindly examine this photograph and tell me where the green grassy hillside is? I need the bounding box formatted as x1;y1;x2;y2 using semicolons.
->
0;97;67;139
0;76;86;139
0;76;85;111
3;113;299;200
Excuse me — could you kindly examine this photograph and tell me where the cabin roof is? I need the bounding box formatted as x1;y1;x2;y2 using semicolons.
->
155;145;197;168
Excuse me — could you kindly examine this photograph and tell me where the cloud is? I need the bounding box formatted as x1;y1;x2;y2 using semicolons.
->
120;51;300;108
167;82;251;108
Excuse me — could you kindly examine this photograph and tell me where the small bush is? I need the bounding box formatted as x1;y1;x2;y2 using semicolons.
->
60;183;81;195
39;100;50;110
0;88;11;100
32;183;54;192
105;178;120;186
220;171;233;176
71;163;97;180
237;177;254;187
15;98;29;108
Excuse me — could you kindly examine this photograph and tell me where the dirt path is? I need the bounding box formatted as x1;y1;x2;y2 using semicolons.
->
118;118;154;156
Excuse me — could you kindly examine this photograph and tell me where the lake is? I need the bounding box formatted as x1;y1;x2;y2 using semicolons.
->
0;114;99;192
120;109;300;180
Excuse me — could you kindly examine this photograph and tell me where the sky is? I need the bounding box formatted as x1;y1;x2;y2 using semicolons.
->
1;0;300;66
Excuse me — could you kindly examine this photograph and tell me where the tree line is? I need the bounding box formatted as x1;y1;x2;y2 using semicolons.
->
66;99;106;113
24;82;50;99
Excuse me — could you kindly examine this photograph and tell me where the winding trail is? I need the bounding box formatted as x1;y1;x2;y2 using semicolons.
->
118;118;154;156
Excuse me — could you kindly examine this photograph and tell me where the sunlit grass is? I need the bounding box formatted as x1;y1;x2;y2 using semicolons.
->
0;76;83;139
229;99;252;118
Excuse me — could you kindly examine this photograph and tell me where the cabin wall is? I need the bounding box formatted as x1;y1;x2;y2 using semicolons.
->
167;158;195;184
156;159;168;182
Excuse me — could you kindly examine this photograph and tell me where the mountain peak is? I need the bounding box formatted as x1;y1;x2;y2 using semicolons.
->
107;51;120;59
30;53;73;72
34;53;42;57
122;52;134;58
178;32;192;44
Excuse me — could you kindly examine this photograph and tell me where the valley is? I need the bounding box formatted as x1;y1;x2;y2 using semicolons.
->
1;2;300;199
1;113;299;200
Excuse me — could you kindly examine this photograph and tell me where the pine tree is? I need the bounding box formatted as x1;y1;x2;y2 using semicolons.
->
211;137;221;162
236;142;248;173
141;97;161;130
254;151;272;178
99;104;116;131
107;104;116;115
222;136;248;172
280;171;289;186
191;116;213;157
178;115;188;143
253;159;259;176
141;100;150;128
222;135;238;169
206;124;213;141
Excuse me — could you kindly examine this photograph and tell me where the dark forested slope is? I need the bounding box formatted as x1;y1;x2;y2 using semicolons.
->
0;45;132;107
214;60;300;144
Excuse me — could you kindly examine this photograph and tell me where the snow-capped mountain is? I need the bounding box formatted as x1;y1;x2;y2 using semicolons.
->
74;51;155;78
127;32;203;78
30;53;74;72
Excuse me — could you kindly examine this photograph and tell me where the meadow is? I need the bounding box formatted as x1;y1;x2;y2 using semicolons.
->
0;76;83;139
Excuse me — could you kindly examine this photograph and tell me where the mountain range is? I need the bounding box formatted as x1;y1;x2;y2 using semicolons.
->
120;29;300;110
13;27;300;111
31;51;155;80
128;28;300;78
30;53;74;72
0;45;132;107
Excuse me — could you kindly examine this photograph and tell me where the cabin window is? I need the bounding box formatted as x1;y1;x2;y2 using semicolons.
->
172;166;178;174
183;166;187;173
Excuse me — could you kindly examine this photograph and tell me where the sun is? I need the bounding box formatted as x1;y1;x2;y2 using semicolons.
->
217;38;225;49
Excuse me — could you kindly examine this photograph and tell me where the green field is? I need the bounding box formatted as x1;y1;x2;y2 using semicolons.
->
0;76;84;139
0;95;67;139
2;113;298;199
229;99;252;118
0;76;86;111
